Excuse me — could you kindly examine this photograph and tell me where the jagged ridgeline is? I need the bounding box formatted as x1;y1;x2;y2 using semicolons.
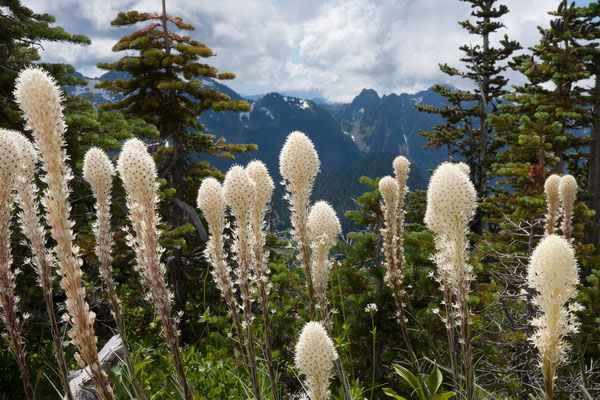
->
65;73;447;231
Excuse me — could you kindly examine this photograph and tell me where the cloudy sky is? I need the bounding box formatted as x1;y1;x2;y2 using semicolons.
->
22;0;594;102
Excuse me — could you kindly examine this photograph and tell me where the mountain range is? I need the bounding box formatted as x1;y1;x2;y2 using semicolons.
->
64;72;449;230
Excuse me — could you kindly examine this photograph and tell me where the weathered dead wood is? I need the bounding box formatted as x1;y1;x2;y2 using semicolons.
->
66;335;124;400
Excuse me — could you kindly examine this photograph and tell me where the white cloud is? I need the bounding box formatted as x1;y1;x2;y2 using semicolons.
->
21;0;580;102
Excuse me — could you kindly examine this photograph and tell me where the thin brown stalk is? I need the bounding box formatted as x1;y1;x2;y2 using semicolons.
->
15;68;114;400
8;130;72;400
118;140;192;400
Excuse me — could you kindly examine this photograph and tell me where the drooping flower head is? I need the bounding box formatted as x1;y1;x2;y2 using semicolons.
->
295;321;338;400
280;131;320;186
424;162;477;235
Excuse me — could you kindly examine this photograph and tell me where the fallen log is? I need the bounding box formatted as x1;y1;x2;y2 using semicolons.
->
66;335;124;400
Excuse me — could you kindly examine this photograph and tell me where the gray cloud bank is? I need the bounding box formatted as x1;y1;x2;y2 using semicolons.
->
24;0;571;102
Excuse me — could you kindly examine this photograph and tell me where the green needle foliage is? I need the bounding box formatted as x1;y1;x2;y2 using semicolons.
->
96;1;255;313
0;0;91;130
416;0;520;233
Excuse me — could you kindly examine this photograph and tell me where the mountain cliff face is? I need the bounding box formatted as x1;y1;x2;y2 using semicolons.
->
203;92;361;174
339;89;447;173
65;72;448;229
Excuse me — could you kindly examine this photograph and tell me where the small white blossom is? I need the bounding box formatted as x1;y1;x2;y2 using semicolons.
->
365;303;378;314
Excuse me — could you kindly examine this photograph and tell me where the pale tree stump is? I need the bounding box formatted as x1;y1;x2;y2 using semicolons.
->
66;335;125;400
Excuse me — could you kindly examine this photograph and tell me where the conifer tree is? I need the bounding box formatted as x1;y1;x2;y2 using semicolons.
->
581;1;600;246
479;0;595;391
0;0;90;130
96;0;254;312
416;0;520;232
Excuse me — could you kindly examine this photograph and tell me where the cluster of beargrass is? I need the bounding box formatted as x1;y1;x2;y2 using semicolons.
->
0;66;594;400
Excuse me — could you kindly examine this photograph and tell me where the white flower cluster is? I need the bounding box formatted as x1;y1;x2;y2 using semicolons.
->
15;67;114;399
527;234;580;367
544;174;561;235
83;148;114;201
365;303;378;314
308;201;341;310
559;174;577;240
295;321;338;400
280;131;320;187
425;162;476;236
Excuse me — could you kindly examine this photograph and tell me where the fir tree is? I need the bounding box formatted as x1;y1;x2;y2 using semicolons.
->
480;1;596;393
416;0;520;232
580;1;600;247
0;0;90;130
96;0;254;313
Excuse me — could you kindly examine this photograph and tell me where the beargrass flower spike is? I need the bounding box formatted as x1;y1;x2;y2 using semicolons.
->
117;138;192;400
558;174;577;241
527;234;580;400
197;177;251;364
280;130;320;320
5;129;73;400
0;130;34;399
246;160;279;400
14;67;115;400
295;321;338;400
425;162;477;399
223;165;262;400
83;147;148;400
307;200;341;314
544;174;561;236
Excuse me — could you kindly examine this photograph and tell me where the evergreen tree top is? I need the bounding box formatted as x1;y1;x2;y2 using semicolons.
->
96;6;250;129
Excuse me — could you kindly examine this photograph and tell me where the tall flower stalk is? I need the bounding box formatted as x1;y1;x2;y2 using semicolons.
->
379;172;419;375
15;67;115;400
197;177;251;369
83;147;147;400
425;162;477;400
280;131;320;321
307;200;341;316
223;165;262;400
117;138;192;400
306;200;352;400
280;132;351;400
246;160;278;400
527;235;580;400
0;130;34;400
6;129;73;400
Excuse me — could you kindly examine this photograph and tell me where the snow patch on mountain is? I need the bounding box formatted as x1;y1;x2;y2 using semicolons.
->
260;107;275;120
